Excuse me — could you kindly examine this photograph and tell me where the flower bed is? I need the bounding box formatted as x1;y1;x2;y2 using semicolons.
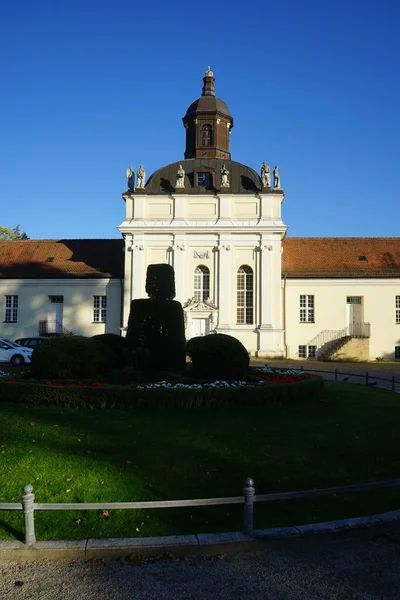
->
0;368;324;409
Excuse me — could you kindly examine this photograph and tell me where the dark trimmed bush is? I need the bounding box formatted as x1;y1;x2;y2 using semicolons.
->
146;263;175;300
126;298;186;371
91;334;126;364
31;336;117;379
186;334;250;380
0;375;324;409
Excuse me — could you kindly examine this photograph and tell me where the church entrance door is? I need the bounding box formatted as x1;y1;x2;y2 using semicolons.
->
191;318;209;338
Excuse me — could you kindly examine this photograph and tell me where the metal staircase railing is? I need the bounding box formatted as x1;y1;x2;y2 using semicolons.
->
306;322;370;360
38;320;73;337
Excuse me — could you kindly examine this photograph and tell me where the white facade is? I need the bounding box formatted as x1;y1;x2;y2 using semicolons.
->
284;278;400;361
0;278;121;340
118;188;287;357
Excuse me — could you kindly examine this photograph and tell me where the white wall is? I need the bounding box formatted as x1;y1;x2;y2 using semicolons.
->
284;278;400;360
0;278;122;340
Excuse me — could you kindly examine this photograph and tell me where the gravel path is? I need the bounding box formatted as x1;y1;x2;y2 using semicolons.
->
2;525;400;599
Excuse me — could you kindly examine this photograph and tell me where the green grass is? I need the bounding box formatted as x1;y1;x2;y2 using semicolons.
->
0;381;399;541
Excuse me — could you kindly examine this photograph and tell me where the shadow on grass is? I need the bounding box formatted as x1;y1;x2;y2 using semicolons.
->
1;383;400;541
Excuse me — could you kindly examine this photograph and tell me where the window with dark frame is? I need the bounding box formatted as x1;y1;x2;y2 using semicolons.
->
300;295;314;322
396;296;400;324
237;265;254;324
5;295;18;323
194;265;210;302
308;345;317;359
201;124;213;147
197;172;212;187
395;346;400;360
298;345;307;358
93;296;107;323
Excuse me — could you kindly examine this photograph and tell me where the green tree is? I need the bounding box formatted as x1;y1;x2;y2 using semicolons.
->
0;225;29;240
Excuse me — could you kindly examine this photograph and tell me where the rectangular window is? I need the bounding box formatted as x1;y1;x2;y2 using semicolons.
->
395;347;400;360
197;172;212;187
300;295;314;322
5;295;18;322
308;345;317;359
396;296;400;324
93;296;107;323
298;345;307;358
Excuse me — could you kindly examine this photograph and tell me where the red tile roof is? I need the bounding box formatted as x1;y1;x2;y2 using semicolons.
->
0;239;124;279
282;238;400;278
1;237;399;279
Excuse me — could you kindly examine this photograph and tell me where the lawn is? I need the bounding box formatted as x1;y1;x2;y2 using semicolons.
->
0;381;399;541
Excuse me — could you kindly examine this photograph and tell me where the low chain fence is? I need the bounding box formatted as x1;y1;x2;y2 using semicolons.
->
1;477;400;545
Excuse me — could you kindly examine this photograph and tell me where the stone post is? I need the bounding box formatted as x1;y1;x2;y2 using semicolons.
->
243;477;255;535
22;484;36;546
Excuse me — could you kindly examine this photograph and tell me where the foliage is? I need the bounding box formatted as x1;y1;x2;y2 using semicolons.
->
0;224;29;240
91;334;127;364
31;336;117;379
145;263;176;300
186;333;250;380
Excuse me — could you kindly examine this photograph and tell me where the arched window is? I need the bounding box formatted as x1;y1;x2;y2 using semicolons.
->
237;265;253;324
194;265;210;302
201;124;213;147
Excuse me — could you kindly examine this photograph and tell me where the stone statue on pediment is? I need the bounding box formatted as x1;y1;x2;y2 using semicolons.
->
136;165;146;189
273;165;281;189
176;164;185;188
261;162;271;188
126;167;135;191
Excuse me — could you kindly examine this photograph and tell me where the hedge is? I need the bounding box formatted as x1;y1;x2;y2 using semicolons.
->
0;375;324;409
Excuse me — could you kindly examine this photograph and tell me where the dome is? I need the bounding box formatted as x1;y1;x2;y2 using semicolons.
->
185;95;231;118
145;158;262;195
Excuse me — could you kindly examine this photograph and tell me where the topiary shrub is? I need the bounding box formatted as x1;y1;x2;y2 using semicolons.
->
31;336;117;379
91;333;126;364
186;334;250;380
145;263;175;300
126;264;186;372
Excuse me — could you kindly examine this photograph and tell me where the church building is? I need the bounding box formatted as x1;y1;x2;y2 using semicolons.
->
1;70;400;362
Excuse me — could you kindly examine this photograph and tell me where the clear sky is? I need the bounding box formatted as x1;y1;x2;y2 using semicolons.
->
1;0;399;240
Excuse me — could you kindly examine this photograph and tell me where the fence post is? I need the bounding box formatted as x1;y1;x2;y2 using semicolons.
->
243;477;255;535
392;376;395;393
366;371;369;385
22;484;36;546
334;368;338;381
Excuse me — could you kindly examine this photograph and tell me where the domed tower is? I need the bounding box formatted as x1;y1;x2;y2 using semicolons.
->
183;68;234;160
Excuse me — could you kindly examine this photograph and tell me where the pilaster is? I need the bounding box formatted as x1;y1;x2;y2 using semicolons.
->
216;237;232;327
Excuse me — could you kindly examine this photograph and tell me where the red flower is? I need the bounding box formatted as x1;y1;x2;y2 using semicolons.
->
46;381;52;385
91;382;102;387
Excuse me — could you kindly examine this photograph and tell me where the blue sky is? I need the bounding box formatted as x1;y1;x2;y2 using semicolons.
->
1;0;399;240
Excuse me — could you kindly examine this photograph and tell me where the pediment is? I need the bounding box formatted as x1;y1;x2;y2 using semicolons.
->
183;297;218;312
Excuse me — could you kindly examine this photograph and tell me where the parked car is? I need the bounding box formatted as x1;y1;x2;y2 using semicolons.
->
14;336;48;350
0;338;33;366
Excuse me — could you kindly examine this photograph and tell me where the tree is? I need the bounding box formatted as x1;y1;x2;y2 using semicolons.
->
0;225;29;240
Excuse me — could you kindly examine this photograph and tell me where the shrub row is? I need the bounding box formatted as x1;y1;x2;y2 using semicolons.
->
0;375;323;409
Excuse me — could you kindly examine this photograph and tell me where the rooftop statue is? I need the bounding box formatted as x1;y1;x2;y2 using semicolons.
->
136;165;146;189
273;165;281;189
126;167;135;191
220;164;230;188
176;164;185;189
261;162;271;188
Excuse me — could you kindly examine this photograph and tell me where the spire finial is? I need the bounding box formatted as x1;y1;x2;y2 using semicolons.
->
202;67;215;97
